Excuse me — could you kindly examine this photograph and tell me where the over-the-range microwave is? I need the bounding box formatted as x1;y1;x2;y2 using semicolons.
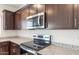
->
26;12;46;29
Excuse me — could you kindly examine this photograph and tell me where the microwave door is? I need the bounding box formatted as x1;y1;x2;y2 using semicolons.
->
26;19;33;29
39;15;44;26
33;17;39;27
36;16;43;27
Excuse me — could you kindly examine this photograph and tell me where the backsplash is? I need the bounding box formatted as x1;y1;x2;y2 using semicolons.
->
17;30;79;46
0;30;79;47
0;30;17;37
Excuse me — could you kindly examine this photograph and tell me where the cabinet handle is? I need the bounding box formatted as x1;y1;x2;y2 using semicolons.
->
13;49;15;52
74;18;77;27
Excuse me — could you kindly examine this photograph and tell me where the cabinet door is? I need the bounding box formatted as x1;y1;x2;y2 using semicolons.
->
0;41;9;55
29;4;45;15
29;4;37;16
21;8;29;20
15;11;22;30
10;42;20;55
37;4;45;13
46;4;74;29
3;10;15;30
74;4;79;29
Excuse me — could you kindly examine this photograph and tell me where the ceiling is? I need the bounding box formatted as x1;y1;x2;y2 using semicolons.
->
5;4;26;9
0;4;27;12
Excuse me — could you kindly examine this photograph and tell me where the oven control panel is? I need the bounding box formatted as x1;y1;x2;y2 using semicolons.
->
33;34;51;45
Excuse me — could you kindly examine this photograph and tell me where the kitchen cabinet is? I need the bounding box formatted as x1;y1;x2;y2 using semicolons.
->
15;4;45;30
3;10;15;30
15;11;22;30
21;7;29;20
10;42;21;55
0;41;9;55
21;7;30;29
3;4;79;30
15;5;30;30
29;4;45;15
0;41;21;55
15;4;78;30
46;4;74;29
29;4;45;16
29;4;37;16
74;4;79;29
37;4;45;13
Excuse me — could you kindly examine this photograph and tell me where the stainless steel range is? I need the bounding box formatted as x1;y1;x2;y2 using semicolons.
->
20;34;51;55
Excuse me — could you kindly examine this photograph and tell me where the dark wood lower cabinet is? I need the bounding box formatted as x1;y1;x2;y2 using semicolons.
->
0;41;21;55
10;42;21;55
0;41;9;55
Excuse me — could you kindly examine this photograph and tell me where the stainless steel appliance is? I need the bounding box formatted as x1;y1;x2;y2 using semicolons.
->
26;12;46;29
33;34;51;45
20;34;51;55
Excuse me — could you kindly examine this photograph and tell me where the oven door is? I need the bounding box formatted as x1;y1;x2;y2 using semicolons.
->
20;45;37;55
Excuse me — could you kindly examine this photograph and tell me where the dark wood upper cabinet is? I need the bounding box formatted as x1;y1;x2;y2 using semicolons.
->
46;4;74;29
74;4;79;29
3;4;79;30
37;4;45;13
15;4;75;30
15;11;22;30
21;7;30;20
3;10;15;30
29;4;45;16
29;4;37;16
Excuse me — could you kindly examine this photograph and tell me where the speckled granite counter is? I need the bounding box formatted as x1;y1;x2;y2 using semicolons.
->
0;37;33;45
38;45;79;55
0;37;79;55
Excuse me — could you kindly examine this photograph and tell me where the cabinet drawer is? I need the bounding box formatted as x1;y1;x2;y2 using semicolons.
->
10;42;19;47
0;41;9;45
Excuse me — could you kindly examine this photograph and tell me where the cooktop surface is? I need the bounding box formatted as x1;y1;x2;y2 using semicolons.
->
20;41;50;51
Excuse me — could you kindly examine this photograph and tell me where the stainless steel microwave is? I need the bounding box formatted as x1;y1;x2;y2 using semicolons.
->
26;12;45;29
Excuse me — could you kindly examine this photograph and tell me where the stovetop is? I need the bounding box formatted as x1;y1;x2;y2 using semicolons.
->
20;41;50;51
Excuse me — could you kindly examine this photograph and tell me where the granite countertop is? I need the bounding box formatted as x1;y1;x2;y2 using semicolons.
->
38;45;79;55
0;37;33;45
0;37;79;55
